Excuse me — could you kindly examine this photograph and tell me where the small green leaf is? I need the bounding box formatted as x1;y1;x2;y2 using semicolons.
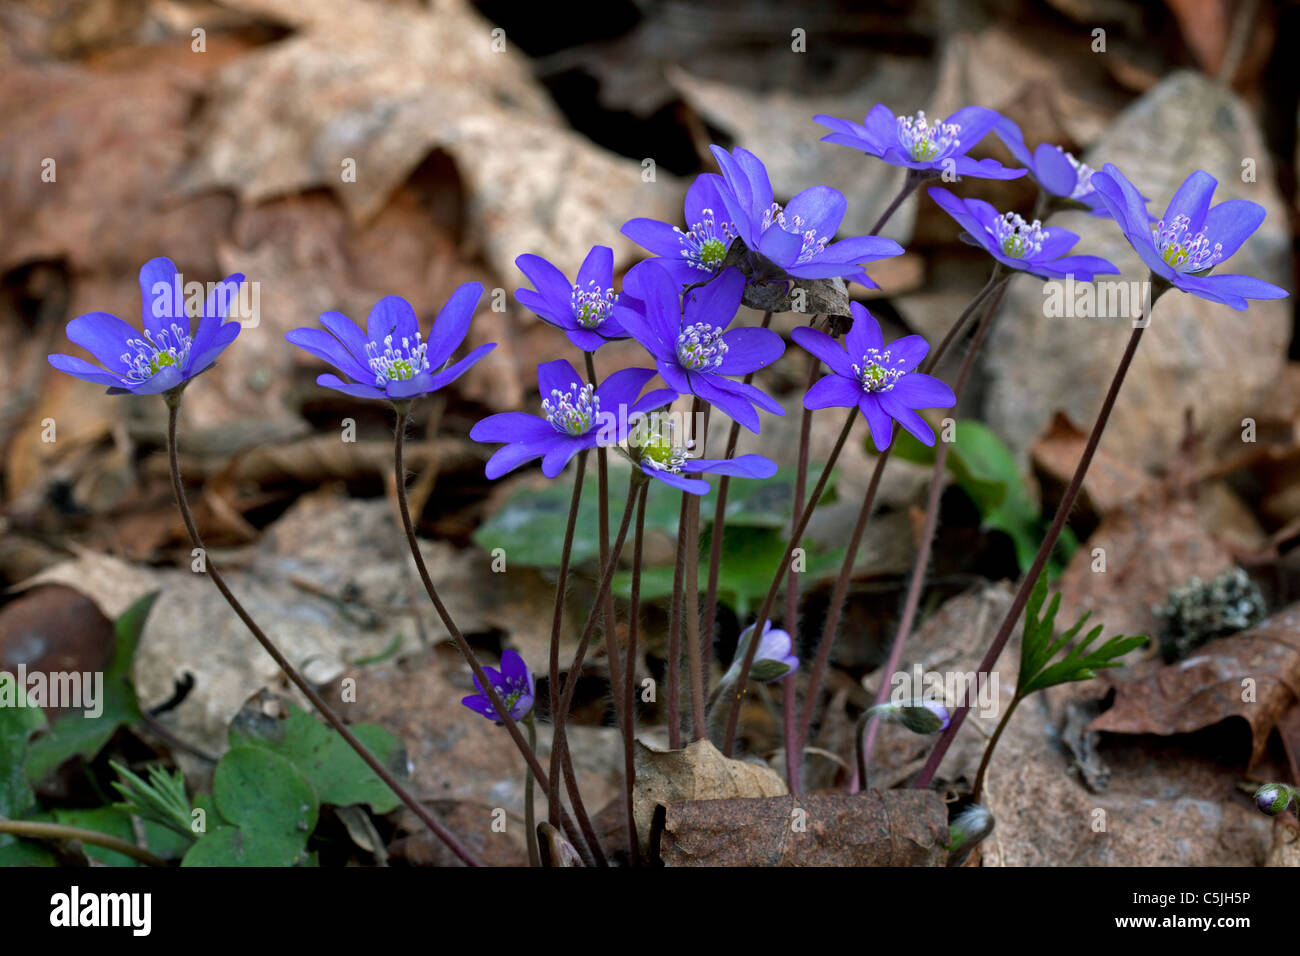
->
52;807;140;867
228;700;407;814
25;591;158;784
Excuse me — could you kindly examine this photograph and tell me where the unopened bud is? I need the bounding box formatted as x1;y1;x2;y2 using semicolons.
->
869;699;950;734
1254;783;1295;817
946;803;994;859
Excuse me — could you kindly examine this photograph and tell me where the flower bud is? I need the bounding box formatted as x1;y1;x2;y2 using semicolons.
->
946;803;994;859
868;699;950;734
724;620;798;685
1254;782;1295;817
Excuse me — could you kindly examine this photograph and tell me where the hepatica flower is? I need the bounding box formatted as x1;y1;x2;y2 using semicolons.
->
48;257;244;395
927;186;1119;281
470;359;676;479
286;284;493;401
515;245;629;352
615;262;785;432
630;424;777;495
792;302;954;450
461;649;534;722
708;145;904;286
1090;165;1289;310
814;105;1026;181
622;173;739;290
993;119;1116;216
724;620;798;683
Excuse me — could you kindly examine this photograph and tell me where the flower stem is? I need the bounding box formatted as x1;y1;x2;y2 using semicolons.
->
795;270;1008;767
550;469;645;863
684;398;709;741
545;450;587;829
0;819;166;867
622;481;648;865
858;283;1007;775
524;716;539;867
390;405;585;860
971;693;1023;804
912;282;1164;791
796;443;893;749
721;406;858;755
667;492;688;748
167;398;482;867
869;169;928;236
702;309;774;650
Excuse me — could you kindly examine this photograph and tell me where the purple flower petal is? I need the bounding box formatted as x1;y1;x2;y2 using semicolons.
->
803;373;862;409
891;372;956;409
1032;143;1080;198
859;393;895;450
316;373;386;401
683;454;778;479
426;282;484;370
537;358;586;399
1202;199;1265;263
137;257;181;336
1162;170;1217;233
471;411;555;444
791;325;854;378
426;342;495;392
683;267;744;331
286;327;373;383
716;326;785;376
844;303;885;358
878;393;935;445
65;312;135;372
366;295;418;345
47;353;123;387
783;185;846;238
575;245;613;289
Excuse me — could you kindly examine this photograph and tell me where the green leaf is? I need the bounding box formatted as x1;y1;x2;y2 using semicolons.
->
51;807;140;867
182;747;317;867
228;701;407;814
472;465;679;568
25;591;158;784
891;422;1075;574
110;761;195;840
0;687;47;857
614;525;843;619
1017;573;1146;696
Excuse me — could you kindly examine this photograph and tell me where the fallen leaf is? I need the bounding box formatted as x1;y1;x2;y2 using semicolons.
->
653;790;949;866
1088;603;1300;764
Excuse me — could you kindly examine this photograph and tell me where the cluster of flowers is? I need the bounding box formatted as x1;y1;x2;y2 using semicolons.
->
47;100;1288;861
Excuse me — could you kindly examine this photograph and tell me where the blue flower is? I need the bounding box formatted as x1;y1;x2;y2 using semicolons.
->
708;145;904;287
633;435;777;495
621;173;738;290
470;359;676;479
1090;165;1289;310
515;245;630;352
461;649;534;722
286;284;494;401
992;118;1124;216
814;105;1026;181
724;620;798;683
614;261;785;432
48;257;245;395
792;302;955;450
927;187;1120;281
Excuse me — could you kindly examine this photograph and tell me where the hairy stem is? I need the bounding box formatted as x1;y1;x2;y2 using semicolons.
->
168;398;482;867
971;694;1023;803
667;491;688;748
684;398;708;741
622;482;648;865
702;310;773;645
913;283;1163;790
0;819;166;867
545;451;587;826
859;283;1007;774
390;404;585;860
524;717;539;867
721;407;858;755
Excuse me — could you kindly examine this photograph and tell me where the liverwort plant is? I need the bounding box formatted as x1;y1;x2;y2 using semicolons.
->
621;174;738;289
515;245;630;351
927;187;1119;281
617;262;785;431
992;118;1123;217
469;360;676;478
814;105;1027;182
285;287;494;400
49;260;487;867
48;257;244;394
792;301;955;450
708;145;905;286
1090;165;1288;309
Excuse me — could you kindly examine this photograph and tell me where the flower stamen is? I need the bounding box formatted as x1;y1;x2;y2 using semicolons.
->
675;322;729;371
852;347;905;393
676;208;737;273
897;110;961;163
1152;214;1223;273
366;332;429;387
542;382;599;436
994;212;1048;258
121;324;192;385
570;280;618;329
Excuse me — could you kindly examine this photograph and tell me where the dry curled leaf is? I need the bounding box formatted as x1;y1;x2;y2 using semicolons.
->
632;738;785;856
1088;603;1300;764
653;790;949;866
